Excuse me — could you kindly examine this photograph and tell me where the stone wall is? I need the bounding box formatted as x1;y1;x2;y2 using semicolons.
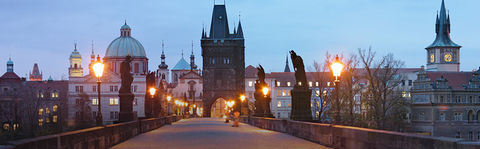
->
7;116;183;149
241;116;480;149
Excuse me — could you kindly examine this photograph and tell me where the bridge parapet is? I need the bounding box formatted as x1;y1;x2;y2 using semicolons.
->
241;116;480;149
7;116;184;149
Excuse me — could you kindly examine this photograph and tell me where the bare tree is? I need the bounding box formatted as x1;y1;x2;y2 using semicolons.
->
74;92;93;129
338;54;361;126
357;48;406;130
311;58;333;122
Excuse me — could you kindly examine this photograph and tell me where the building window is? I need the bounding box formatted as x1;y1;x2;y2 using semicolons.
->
38;108;44;116
45;108;50;114
418;112;425;120
402;91;407;98
276;81;280;87
477;132;480;141
38;119;44;126
287;82;291;87
51;90;59;98
248;81;253;87
75;98;81;105
53;105;58;112
402;80;405;86
440;112;445;121
92;98;98;105
109;98;119;105
440;96;444;103
315;82;319;86
75;86;83;92
470;132;474;140
45;117;50;123
110;111;114;119
134;85;138;92
115;86;119;92
133;98;138;106
93;111;97;118
93;85;96;92
456;132;461;138
277;90;281;96
282;90;287;96
408;80;412;86
309;82;313;87
110;86;114;92
53;115;58;123
277;101;281;108
134;63;139;73
454;112;463;121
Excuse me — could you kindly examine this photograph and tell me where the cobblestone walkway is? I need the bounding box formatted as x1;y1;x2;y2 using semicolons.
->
111;118;330;149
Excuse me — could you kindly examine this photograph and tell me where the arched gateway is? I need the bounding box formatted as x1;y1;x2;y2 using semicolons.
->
210;98;227;118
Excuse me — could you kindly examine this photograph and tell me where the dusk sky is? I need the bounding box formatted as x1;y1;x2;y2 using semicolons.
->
1;0;479;80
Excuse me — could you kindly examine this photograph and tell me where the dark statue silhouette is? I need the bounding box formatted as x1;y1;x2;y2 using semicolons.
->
119;55;135;122
289;50;312;121
254;65;273;117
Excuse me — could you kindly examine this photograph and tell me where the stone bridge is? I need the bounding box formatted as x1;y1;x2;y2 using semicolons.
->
2;116;480;149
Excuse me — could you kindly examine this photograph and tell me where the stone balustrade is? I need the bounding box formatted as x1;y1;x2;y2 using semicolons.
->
5;116;183;149
240;116;480;149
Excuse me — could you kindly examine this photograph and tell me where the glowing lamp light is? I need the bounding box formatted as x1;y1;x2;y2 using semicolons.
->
262;87;269;96
149;88;156;96
240;95;246;102
92;61;105;78
330;55;344;82
167;96;172;102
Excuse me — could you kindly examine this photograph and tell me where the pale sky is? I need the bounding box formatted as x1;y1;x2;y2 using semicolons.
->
0;0;479;79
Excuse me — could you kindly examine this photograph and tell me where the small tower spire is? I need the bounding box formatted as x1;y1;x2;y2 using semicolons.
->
190;41;197;70
91;40;95;62
284;54;291;72
159;40;168;69
237;19;244;38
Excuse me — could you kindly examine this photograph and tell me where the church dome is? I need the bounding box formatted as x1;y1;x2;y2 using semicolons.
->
105;22;146;58
70;45;81;59
172;57;190;70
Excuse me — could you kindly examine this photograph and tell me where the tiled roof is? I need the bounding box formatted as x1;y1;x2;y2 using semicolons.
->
426;71;472;90
0;72;20;79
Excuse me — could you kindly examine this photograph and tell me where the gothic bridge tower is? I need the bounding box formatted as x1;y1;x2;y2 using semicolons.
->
201;4;245;117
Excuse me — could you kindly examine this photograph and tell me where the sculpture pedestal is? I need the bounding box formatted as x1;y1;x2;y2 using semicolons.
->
290;87;312;121
119;93;135;122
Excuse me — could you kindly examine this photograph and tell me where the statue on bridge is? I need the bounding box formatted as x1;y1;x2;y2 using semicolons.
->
119;55;136;122
290;50;312;121
253;65;273;117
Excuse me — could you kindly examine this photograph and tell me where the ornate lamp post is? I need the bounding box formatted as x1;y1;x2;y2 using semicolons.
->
149;88;156;98
240;95;246;116
262;87;269;117
148;87;156;117
330;55;344;124
92;57;105;126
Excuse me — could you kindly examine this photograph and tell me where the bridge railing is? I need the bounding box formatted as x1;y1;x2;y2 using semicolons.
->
240;116;480;149
5;116;184;149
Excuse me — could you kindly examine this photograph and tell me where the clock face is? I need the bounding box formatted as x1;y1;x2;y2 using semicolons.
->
444;53;452;62
430;54;435;63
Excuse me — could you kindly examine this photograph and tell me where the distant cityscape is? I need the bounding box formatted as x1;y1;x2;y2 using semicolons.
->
1;0;480;147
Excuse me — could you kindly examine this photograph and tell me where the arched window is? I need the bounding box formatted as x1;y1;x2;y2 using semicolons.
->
468;110;475;122
74;64;78;69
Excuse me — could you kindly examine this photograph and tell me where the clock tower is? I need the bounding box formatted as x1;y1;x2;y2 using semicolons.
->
426;0;461;72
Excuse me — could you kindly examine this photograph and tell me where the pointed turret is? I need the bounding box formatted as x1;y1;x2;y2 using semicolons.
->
237;20;244;38
284;54;291;72
209;4;230;39
427;0;460;48
29;63;42;81
90;41;95;62
201;27;206;38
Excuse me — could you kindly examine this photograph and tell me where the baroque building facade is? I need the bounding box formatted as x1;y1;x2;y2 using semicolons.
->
67;23;146;127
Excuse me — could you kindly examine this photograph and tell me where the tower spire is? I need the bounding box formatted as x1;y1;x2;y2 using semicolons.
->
91;40;95;62
159;40;168;69
426;0;460;49
190;41;197;70
284;54;291;72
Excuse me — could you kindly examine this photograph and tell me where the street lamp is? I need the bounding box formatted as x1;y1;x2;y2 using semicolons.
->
240;95;246;115
149;88;156;98
92;57;104;126
166;96;172;116
330;55;343;124
262;87;269;117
